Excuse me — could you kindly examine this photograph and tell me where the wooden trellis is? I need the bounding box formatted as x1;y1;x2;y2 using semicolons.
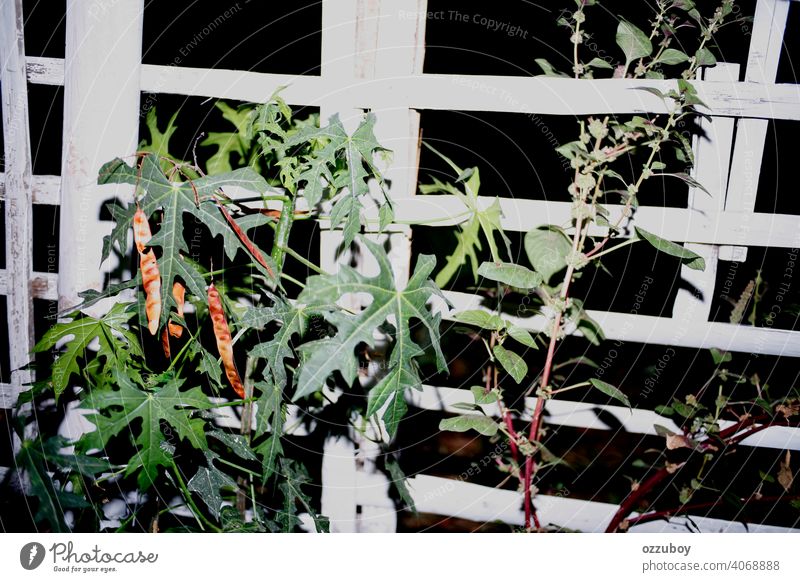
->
1;0;799;532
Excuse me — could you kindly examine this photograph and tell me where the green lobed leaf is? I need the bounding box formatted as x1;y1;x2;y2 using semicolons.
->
33;303;142;400
422;145;510;287
386;457;416;512
253;382;285;483
242;294;310;389
295;237;446;435
78;370;215;490
187;453;238;520
99;154;275;329
15;436;104;532
208;430;258;462
278;459;329;533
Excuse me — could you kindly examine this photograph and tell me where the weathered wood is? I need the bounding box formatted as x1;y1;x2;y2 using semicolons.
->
57;0;144;312
1;0;35;405
26;56;800;121
0;173;60;205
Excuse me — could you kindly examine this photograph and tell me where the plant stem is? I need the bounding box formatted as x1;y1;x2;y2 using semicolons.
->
548;381;592;396
587;238;639;261
276;244;328;275
625;495;800;528
237;356;256;517
171;464;222;532
280;272;306;289
522;213;586;530
270;196;296;276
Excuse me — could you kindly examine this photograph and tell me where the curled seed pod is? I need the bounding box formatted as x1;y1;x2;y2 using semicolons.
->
161;328;171;359
217;203;274;279
140;249;161;335
208;283;245;399
168;282;186;338
133;207;152;253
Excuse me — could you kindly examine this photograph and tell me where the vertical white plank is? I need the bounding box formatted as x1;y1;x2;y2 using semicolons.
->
318;0;427;532
723;0;790;260
0;0;35;406
57;0;144;313
673;64;738;320
319;0;362;533
352;0;427;532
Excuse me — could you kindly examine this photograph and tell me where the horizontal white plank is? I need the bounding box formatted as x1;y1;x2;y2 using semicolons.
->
355;473;797;532
26;57;800;120
6;174;800;248
0;173;60;204
444;290;800;357
391;196;800;247
410;384;800;451
0;270;57;300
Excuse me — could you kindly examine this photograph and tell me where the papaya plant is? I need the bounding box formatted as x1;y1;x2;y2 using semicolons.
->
6;91;439;532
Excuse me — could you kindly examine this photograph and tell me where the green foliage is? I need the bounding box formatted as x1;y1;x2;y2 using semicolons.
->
589;378;631;409
635;227;706;270
16;95;401;532
100;155;276;329
32;302;142;400
477;261;542;289
13;436;106;532
14;1;768;535
616;20;652;71
438;415;499;437
78;369;215;490
420;144;510;287
524;226;572;284
296;237;447;436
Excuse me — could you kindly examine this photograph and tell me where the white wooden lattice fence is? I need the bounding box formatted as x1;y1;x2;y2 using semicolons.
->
1;0;799;532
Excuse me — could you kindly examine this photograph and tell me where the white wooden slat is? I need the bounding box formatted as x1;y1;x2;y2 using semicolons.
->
319;197;800;247
0;173;60;204
354;473;796;533
674;65;738;319
318;0;363;534
57;0;144;313
349;0;429;534
0;270;57;300
724;0;791;251
443;289;800;357
9;171;800;249
1;0;36;406
26;57;800;121
386;196;800;247
408;384;800;451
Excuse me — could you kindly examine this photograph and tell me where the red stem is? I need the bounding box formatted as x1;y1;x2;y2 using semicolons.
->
625;495;799;528
605;414;795;532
